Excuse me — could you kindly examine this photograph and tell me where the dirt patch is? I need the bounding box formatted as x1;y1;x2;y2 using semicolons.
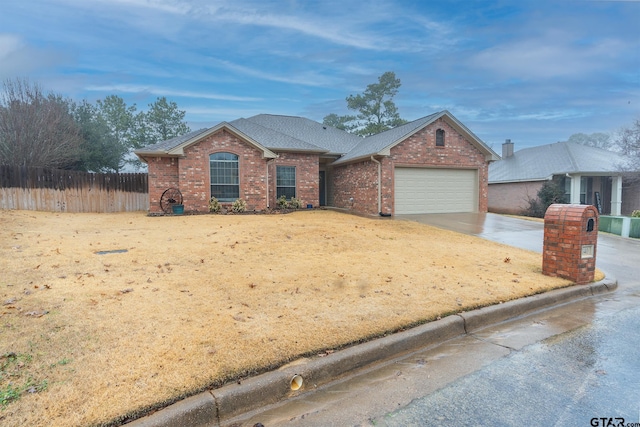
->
0;209;598;426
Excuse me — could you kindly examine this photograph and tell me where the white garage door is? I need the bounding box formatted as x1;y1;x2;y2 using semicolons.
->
395;167;478;214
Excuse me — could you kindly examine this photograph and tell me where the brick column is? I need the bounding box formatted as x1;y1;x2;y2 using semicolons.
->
542;204;598;285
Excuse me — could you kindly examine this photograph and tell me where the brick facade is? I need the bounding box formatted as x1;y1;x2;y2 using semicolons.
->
146;130;323;213
147;129;269;213
147;157;179;214
331;160;381;215
330;119;490;216
488;181;545;215
180;129;268;212
268;152;320;208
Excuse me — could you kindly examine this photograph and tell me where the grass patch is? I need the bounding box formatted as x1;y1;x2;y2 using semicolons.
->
0;353;49;409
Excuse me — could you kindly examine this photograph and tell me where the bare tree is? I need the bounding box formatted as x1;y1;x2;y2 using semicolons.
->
618;118;640;166
565;132;612;150
0;78;82;168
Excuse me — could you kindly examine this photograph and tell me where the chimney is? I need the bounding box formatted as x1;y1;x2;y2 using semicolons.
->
502;139;514;158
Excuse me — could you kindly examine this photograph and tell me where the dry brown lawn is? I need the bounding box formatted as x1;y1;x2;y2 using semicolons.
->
0;209;600;426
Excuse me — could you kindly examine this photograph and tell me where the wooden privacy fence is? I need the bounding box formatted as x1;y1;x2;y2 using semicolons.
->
0;165;149;213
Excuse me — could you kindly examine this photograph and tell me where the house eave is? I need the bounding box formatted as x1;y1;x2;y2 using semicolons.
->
134;152;183;164
489;177;550;184
269;147;329;154
331;153;387;166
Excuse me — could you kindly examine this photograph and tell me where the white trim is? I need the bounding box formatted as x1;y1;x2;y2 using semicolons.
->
611;175;623;216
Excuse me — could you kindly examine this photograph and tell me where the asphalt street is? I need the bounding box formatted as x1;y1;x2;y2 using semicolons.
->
373;213;640;427
375;303;640;427
238;213;640;427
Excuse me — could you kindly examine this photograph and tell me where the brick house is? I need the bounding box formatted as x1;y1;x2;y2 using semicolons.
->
135;111;499;216
488;140;640;216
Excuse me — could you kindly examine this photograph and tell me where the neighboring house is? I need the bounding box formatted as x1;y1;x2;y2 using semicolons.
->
135;110;499;216
488;140;640;216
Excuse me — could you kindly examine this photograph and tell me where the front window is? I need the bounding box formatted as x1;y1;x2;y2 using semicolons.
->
210;152;239;202
276;166;296;199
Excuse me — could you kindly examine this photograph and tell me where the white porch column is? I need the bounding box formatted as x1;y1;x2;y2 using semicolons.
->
570;174;582;204
611;175;623;216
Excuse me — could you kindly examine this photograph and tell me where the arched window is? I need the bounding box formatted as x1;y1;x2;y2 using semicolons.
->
436;129;445;147
210;152;239;201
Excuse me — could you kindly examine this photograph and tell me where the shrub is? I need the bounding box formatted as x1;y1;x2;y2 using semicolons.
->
231;198;247;213
208;197;221;213
632;210;640;218
524;181;566;218
276;195;288;209
289;197;303;209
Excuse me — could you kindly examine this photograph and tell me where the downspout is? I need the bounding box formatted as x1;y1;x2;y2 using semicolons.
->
370;156;385;216
266;157;276;208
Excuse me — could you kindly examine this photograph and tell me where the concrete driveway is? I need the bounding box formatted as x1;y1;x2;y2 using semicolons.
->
396;212;640;288
396;212;544;252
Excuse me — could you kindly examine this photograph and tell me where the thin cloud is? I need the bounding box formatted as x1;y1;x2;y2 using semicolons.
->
207;7;389;51
85;84;262;102
65;0;193;15
212;59;338;87
0;34;22;59
469;30;629;80
0;33;67;79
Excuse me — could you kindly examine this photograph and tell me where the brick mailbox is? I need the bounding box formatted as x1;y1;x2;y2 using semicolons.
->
543;204;598;285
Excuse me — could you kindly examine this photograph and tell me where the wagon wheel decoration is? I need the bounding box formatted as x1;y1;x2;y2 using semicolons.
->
160;188;183;214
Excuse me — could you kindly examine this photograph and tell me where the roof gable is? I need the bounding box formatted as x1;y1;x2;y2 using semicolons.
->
134;122;277;160
333;110;499;165
489;141;633;183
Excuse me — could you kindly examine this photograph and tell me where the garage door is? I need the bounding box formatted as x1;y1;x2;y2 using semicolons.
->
395;167;478;214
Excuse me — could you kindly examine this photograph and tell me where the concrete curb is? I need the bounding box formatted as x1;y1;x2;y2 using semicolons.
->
125;275;617;427
459;273;617;333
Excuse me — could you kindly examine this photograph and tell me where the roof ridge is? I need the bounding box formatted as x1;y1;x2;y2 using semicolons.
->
249;113;306;120
564;141;580;171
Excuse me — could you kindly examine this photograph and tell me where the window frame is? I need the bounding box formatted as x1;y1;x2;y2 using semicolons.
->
436;129;445;147
209;152;239;202
276;165;296;200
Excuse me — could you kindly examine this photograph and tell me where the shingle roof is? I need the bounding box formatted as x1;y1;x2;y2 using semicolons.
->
489;141;633;183
134;111;498;165
135;128;210;153
244;114;363;155
229;118;328;153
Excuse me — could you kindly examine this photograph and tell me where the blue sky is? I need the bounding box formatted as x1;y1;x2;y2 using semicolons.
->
0;0;639;151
